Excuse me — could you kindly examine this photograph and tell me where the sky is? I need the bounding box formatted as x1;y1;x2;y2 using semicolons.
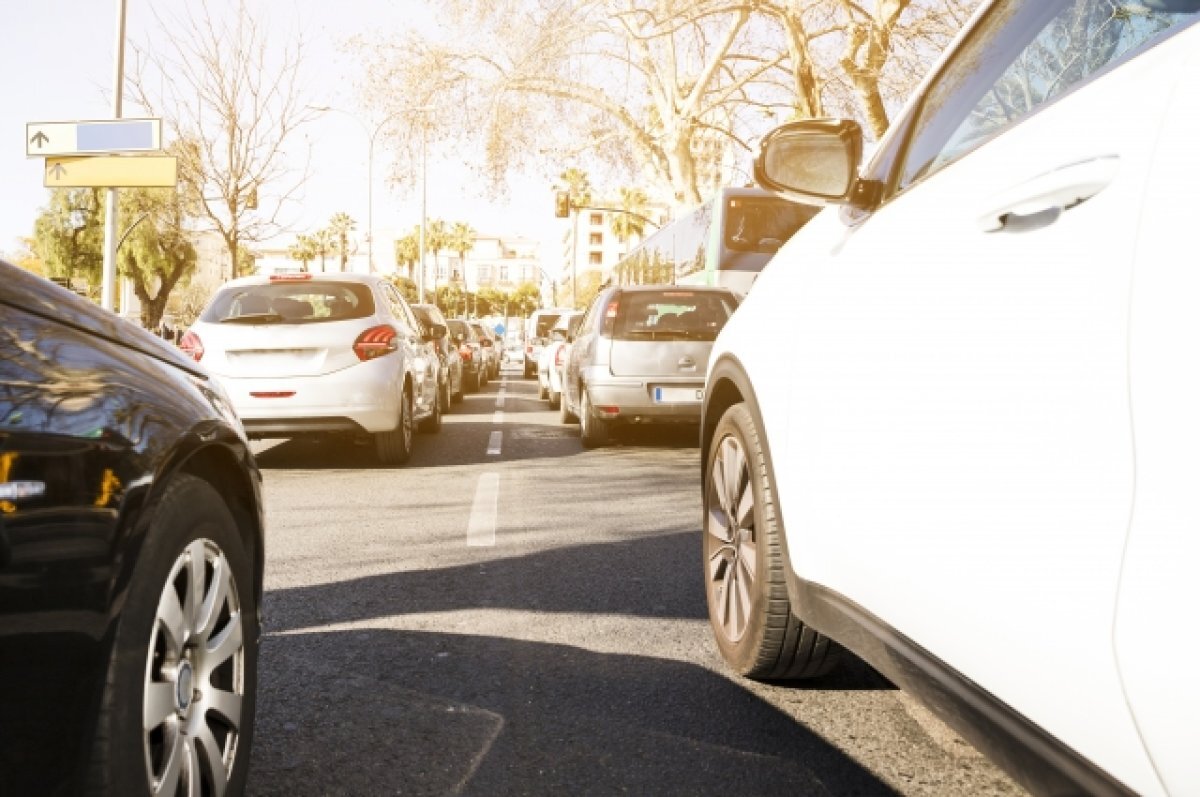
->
0;0;566;269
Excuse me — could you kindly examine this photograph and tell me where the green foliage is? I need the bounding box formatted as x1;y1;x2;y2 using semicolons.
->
327;212;357;271
118;185;199;329
510;281;542;317
32;188;106;289
387;275;419;304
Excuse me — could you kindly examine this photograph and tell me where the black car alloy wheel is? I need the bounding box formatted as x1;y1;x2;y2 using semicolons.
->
704;403;839;680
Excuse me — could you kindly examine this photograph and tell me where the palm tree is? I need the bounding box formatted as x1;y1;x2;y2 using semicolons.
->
288;234;318;271
327;212;357;272
394;230;420;281
559;167;592;209
312;228;335;273
610;187;650;245
447;221;476;283
425;218;449;294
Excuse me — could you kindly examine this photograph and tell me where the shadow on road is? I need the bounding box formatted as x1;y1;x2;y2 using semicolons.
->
247;628;900;796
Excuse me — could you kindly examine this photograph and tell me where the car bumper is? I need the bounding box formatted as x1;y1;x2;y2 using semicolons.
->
584;373;705;423
212;361;403;437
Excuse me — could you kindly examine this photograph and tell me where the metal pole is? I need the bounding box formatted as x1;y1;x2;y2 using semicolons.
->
367;129;375;273
101;0;128;312
418;120;427;303
570;207;578;308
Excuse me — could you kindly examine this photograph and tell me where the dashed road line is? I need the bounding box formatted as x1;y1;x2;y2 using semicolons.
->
486;430;502;456
467;472;499;547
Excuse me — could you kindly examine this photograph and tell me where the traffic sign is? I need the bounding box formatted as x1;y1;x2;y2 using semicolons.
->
26;118;162;157
44;156;178;188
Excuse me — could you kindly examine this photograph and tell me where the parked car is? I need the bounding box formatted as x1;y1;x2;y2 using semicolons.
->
701;3;1200;796
412;303;465;406
447;318;485;392
561;286;740;447
524;307;574;378
469;320;502;381
181;272;440;466
537;310;584;408
0;261;265;796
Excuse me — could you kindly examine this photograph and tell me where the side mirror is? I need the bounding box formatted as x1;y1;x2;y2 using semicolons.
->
429;323;448;340
480;338;493;348
754;118;864;206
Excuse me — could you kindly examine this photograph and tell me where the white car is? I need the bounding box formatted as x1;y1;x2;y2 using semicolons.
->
181;272;441;465
701;3;1200;796
536;310;583;408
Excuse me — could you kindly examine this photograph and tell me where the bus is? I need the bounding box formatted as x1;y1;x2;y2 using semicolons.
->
613;186;820;294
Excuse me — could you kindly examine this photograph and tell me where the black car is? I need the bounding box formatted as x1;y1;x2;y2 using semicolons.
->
0;261;264;796
411;303;465;406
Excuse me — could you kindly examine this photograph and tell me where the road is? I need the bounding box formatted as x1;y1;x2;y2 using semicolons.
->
244;363;1024;797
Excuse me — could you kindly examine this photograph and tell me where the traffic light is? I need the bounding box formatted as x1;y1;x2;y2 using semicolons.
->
554;190;570;218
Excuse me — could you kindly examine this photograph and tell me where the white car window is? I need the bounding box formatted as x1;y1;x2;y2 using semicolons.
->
900;0;1200;189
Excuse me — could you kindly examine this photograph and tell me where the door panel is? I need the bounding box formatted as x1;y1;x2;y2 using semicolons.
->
1116;37;1200;796
783;29;1185;792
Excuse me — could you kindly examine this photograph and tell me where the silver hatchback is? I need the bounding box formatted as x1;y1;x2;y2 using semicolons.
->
560;285;740;447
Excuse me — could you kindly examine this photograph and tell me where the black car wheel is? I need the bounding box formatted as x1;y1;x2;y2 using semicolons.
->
580;390;610;448
419;386;443;433
703;403;840;679
375;389;414;465
90;474;258;796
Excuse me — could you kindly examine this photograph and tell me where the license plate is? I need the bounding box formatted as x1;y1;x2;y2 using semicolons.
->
653;386;703;403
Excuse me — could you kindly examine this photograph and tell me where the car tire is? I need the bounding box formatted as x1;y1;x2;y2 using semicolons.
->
419;387;443;433
704;403;840;679
560;390;577;424
524;362;535;379
88;473;259;797
538;382;548;400
452;375;464;404
475;368;486;392
375;389;414;466
439;380;452;413
548;389;561;410
580;389;610;448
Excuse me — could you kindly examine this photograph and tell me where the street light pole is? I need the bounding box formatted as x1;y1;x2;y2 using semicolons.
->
309;104;433;282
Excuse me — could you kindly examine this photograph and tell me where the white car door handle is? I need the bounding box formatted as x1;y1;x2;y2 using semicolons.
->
978;155;1120;234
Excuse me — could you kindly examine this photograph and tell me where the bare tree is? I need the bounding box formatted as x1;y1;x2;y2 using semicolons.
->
126;0;317;281
356;0;979;212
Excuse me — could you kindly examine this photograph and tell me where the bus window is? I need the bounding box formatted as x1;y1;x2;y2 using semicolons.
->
725;196;819;254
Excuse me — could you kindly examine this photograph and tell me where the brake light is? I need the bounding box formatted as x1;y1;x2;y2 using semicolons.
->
602;300;619;336
269;272;313;281
555;346;566;367
459;344;473;362
179;330;204;361
353;325;398;361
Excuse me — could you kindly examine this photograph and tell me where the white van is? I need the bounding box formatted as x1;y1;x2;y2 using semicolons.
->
523;307;575;377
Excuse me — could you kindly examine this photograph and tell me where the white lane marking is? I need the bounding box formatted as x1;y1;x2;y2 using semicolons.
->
495;391;506;409
467;472;500;547
492;411;504;425
486;430;502;455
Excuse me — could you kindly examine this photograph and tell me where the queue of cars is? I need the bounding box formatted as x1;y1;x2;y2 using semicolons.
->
9;2;1200;794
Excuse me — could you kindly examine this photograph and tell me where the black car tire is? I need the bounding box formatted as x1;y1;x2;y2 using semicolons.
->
703;403;840;679
538;382;549;400
452;374;464;403
475;368;486;392
375;390;414;465
439;379;452;412
419;387;443;433
524;362;535;379
560;390;577;424
548;389;561;410
89;473;259;797
580;390;610;448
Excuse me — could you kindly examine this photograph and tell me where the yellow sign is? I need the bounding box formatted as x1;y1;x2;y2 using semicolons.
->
44;155;178;188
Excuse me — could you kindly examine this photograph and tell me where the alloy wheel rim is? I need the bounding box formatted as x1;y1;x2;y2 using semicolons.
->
143;538;245;797
706;433;757;642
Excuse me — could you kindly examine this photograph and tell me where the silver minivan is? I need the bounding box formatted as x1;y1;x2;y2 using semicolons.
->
560;285;740;447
